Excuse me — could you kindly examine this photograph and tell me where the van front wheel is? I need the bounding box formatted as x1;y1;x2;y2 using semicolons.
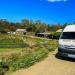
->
56;52;63;59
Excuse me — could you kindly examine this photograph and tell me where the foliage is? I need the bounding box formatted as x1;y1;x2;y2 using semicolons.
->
52;32;61;37
0;35;58;74
48;32;61;39
6;48;48;71
0;19;64;34
0;60;9;75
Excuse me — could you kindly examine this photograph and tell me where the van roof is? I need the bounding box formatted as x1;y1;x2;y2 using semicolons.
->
63;25;75;32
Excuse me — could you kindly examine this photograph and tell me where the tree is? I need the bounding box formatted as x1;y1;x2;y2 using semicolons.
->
0;19;10;33
21;19;33;29
34;20;48;33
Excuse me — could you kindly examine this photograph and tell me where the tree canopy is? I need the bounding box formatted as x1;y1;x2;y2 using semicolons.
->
0;19;73;33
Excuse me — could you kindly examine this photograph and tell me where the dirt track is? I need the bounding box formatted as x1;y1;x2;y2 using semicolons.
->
11;51;75;75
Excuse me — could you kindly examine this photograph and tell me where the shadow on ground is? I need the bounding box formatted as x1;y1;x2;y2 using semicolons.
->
55;53;75;62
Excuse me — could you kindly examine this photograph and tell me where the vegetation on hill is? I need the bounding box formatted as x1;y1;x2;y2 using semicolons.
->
0;19;74;34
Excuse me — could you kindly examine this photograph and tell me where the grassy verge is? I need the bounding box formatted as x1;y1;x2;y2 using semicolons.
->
9;48;49;71
0;35;58;75
0;48;23;52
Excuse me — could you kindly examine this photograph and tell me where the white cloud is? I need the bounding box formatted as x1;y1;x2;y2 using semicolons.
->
47;0;67;2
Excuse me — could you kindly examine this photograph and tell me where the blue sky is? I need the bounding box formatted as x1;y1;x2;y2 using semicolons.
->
0;0;75;24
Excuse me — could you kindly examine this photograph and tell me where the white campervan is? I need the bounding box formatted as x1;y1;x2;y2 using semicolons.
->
58;25;75;58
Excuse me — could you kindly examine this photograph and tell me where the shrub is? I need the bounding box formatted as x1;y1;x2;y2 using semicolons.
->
46;32;61;39
0;61;9;75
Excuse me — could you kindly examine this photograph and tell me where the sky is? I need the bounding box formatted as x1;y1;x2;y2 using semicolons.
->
0;0;75;24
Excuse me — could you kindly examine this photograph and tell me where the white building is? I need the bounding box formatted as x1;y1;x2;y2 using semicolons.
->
16;29;27;35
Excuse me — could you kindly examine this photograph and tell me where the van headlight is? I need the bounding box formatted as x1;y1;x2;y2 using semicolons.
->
59;44;65;48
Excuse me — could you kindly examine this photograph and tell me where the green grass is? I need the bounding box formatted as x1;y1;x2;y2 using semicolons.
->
0;34;58;75
0;34;28;48
0;48;23;52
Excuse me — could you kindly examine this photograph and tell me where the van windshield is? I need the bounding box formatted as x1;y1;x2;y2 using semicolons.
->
61;32;75;39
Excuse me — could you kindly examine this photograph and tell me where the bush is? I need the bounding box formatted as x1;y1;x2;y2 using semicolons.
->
0;61;9;75
52;32;61;39
48;32;61;39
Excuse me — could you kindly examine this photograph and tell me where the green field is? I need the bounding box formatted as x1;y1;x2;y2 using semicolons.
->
0;34;58;75
0;48;22;52
0;34;28;48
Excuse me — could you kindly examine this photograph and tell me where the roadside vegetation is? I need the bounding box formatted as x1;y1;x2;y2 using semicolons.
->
0;34;58;75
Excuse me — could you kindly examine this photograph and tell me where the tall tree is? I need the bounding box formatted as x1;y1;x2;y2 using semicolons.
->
21;19;33;29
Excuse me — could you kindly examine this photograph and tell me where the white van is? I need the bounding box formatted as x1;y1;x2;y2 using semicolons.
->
58;25;75;58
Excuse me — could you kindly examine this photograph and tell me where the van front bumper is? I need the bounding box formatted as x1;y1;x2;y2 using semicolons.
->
58;47;75;58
